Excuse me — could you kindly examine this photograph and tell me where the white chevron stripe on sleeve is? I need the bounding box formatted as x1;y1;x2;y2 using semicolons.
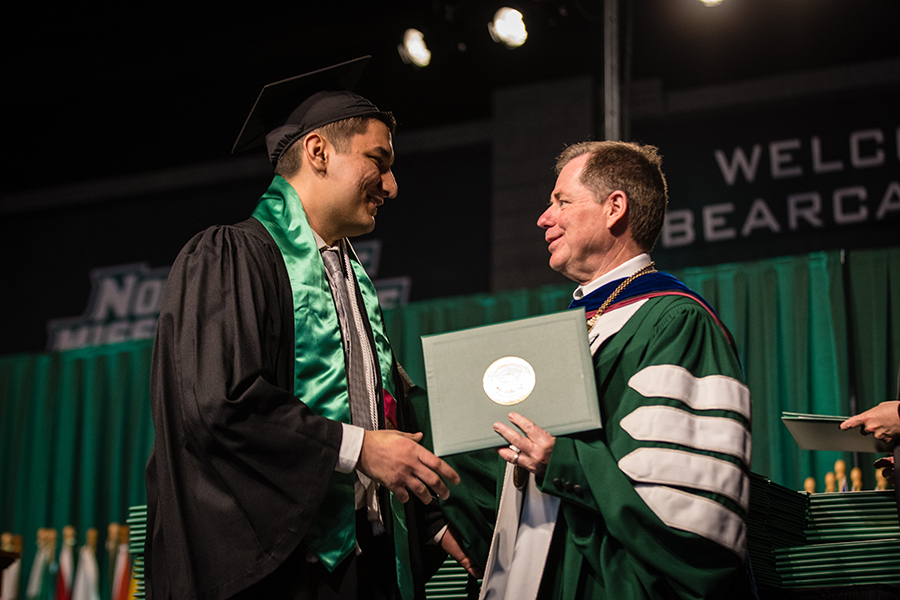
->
618;447;750;510
634;484;747;557
589;299;648;355
620;405;751;466
628;364;751;419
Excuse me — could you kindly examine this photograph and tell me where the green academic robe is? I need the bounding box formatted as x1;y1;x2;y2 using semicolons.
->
443;293;754;599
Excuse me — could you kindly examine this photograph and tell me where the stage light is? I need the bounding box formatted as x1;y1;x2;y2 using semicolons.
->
488;7;527;48
398;28;431;67
699;0;725;6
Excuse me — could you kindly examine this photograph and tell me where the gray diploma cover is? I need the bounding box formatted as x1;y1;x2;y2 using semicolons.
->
782;412;895;453
422;310;602;456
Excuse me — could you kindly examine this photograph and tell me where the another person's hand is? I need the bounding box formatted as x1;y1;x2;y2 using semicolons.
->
493;412;555;479
439;527;483;579
357;430;459;504
874;455;895;486
840;401;900;442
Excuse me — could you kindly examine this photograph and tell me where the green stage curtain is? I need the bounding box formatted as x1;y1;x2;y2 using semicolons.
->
846;247;900;429
1;248;898;598
0;339;154;600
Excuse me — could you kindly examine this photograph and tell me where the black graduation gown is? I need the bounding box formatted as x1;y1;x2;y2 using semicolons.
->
146;217;343;599
145;218;442;600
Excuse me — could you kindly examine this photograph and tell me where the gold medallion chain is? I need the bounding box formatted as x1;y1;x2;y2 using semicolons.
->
585;261;657;331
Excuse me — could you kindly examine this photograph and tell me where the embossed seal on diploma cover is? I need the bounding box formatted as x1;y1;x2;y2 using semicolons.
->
482;356;536;405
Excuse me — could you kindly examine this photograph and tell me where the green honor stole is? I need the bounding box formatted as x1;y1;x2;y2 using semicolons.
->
252;176;413;597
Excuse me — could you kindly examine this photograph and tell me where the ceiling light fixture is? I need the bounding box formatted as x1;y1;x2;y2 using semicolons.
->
488;8;527;48
398;28;432;67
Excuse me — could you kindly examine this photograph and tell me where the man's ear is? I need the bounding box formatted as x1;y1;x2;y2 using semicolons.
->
606;190;629;231
303;132;328;174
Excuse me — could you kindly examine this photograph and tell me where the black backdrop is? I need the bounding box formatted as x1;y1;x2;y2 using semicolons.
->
1;143;491;355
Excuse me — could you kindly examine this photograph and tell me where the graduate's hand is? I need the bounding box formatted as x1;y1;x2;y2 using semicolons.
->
840;401;900;442
494;412;555;479
358;430;460;504
874;455;895;486
440;526;483;579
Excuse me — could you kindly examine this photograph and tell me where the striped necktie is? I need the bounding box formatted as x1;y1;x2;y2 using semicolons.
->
321;246;376;430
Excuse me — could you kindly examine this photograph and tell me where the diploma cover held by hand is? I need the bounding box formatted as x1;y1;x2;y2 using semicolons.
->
422;310;602;457
782;412;895;453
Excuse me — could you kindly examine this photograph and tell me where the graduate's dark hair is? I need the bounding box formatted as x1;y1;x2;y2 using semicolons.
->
274;113;396;179
555;141;668;252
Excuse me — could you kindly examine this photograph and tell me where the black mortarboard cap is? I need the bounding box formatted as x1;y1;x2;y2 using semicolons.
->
232;56;382;167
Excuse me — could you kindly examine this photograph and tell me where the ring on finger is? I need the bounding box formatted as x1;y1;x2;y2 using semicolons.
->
512;452;519;465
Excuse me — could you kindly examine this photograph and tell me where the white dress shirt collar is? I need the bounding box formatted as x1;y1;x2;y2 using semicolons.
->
313;230;337;251
573;253;652;301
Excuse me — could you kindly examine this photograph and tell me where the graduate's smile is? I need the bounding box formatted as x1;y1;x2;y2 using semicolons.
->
327;120;397;238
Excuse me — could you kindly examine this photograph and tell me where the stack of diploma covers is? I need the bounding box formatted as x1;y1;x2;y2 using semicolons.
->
746;475;900;591
421;310;601;456
128;504;148;600
746;473;808;591
773;490;900;588
765;411;900;589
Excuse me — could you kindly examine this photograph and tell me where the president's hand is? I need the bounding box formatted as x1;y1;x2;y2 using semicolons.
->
494;412;555;479
357;430;460;504
840;401;900;442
